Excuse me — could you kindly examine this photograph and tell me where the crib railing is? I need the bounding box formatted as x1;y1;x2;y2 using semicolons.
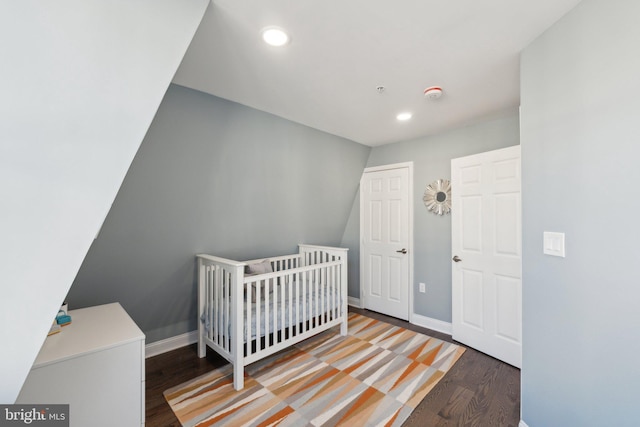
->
242;259;343;363
197;255;243;363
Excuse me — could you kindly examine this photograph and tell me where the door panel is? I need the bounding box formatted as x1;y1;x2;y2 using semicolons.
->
452;145;522;368
495;194;520;256
388;257;402;302
461;196;482;252
369;254;382;296
461;269;484;330
495;275;521;342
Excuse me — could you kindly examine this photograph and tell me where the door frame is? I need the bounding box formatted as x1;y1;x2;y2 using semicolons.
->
359;161;414;322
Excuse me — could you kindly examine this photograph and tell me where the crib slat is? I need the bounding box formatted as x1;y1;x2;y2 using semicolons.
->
215;267;220;347
210;267;215;343
295;272;301;335
274;278;279;344
320;266;325;324
331;265;335;321
225;270;230;351
256;278;261;353
246;279;251;357
307;270;311;328
311;269;315;324
273;280;278;344
332;264;337;320
220;271;224;350
220;270;225;350
214;267;218;344
279;277;285;344
213;267;218;347
334;264;338;320
302;270;307;333
228;271;232;349
265;279;270;352
271;278;277;345
315;267;320;325
221;269;226;349
223;270;228;350
335;264;339;320
288;274;293;338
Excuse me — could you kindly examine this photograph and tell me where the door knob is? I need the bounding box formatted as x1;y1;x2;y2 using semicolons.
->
452;255;462;262
396;248;408;254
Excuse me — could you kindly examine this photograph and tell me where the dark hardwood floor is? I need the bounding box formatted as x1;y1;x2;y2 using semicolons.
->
146;308;520;426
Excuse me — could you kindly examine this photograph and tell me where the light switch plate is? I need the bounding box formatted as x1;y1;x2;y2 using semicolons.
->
543;232;565;257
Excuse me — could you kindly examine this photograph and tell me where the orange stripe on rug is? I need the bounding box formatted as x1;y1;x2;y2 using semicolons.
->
390;360;422;391
342;351;380;375
336;386;383;424
418;342;444;366
384;407;402;427
407;338;431;361
256;405;295;427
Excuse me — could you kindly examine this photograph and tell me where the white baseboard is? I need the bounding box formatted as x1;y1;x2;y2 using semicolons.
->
145;330;198;359
519;421;529;427
348;296;362;308
411;313;452;335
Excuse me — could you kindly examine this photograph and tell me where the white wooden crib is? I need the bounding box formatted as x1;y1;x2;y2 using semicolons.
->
197;244;348;390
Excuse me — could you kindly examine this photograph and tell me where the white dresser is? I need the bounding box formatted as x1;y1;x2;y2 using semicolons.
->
16;303;145;426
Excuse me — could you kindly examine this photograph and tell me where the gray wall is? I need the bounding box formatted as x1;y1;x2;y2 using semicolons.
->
341;111;519;322
521;0;640;425
68;84;370;342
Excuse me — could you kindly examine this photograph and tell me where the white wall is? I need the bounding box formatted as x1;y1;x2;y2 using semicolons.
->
0;0;209;403
521;0;640;425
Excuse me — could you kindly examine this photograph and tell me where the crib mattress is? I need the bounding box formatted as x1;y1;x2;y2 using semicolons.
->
201;283;341;342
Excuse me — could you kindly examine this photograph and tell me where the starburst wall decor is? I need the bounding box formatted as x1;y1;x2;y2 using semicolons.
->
423;179;451;215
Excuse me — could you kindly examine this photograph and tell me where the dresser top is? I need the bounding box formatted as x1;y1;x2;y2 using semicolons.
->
33;303;145;368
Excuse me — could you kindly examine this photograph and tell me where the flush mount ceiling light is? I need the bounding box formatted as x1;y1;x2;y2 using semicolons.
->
261;26;290;47
396;112;413;121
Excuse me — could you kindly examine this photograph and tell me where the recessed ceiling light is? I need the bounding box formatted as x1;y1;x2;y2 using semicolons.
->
261;27;290;47
396;112;412;121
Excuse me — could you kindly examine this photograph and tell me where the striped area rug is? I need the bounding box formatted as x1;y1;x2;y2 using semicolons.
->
164;313;465;427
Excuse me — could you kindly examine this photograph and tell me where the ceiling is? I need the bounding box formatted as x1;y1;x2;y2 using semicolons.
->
173;0;582;147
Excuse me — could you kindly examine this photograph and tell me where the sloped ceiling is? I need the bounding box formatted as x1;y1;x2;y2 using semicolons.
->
174;0;583;146
0;0;209;403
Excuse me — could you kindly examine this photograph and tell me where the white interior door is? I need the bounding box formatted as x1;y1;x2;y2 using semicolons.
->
451;145;522;368
360;164;412;320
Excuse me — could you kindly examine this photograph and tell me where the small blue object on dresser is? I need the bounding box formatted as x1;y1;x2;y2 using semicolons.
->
56;310;72;326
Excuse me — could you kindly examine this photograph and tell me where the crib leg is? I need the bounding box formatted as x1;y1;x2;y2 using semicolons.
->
233;364;244;390
340;315;348;336
198;334;206;358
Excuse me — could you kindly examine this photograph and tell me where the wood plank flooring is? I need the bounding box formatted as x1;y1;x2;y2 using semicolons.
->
146;308;520;426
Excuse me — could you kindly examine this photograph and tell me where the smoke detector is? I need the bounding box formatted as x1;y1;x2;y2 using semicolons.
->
424;86;443;99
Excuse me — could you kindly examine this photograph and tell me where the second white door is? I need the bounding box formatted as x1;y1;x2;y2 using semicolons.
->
451;145;522;368
360;164;411;320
